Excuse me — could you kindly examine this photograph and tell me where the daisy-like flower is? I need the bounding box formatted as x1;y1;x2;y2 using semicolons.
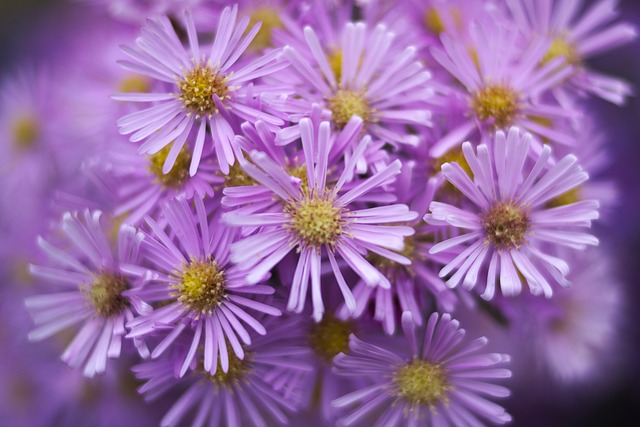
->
134;315;313;427
25;210;150;377
333;311;512;426
276;21;432;146
509;247;623;383
430;17;577;157
222;118;418;321
114;6;287;175
506;0;637;105
97;135;219;225
426;127;599;299
126;196;281;377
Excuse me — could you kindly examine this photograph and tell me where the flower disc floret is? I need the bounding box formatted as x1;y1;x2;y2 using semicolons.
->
84;271;129;317
327;89;371;129
482;201;530;250
177;61;229;117
542;37;580;66
175;257;226;315
308;316;353;360
288;195;344;248
471;84;520;128
148;145;192;188
394;359;450;407
202;350;251;388
12;114;39;149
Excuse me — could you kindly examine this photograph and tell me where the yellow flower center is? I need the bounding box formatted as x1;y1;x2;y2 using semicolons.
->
367;236;417;272
223;162;257;187
177;61;229;117
327;48;343;82
288;194;344;248
246;6;284;51
308;316;353;360
482;201;530;250
147;144;192;188
83;271;129;317
424;7;446;34
118;74;151;93
545;187;581;208
12;114;39;149
394;359;450;407
201;349;251;388
327;89;371;129
542;37;580;66
471;84;520;128
433;147;474;197
174;257;226;316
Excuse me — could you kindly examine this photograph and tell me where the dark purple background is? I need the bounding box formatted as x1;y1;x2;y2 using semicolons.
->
1;1;640;426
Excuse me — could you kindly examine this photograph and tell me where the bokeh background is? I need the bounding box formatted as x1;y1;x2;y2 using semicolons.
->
1;0;639;426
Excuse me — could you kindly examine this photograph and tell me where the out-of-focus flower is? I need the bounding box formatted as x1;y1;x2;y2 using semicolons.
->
430;17;576;157
506;0;637;105
134;315;313;427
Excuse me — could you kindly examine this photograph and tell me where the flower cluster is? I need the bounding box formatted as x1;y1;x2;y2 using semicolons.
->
0;0;635;425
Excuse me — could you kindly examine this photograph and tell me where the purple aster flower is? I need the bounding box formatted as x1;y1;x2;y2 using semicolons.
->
126;196;281;377
95;136;219;225
133;315;313;427
333;311;512;426
430;17;577;157
507;247;624;383
506;0;637;105
276;21;432;146
114;6;287;175
426;127;599;299
222;118;418;321
25;210;150;377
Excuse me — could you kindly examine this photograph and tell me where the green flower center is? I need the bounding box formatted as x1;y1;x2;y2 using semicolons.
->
308;316;353;360
84;271;129;317
327;89;371;129
482;201;530;250
471;84;520;128
223;162;257;187
177;62;229;117
147;144;192;188
174;257;226;316
288;194;344;248
394;359;450;407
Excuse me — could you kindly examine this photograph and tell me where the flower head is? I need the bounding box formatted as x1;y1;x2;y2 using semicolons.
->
223;118;418;321
333;311;512;426
426;127;599;299
25;210;150;377
126;196;281;377
114;6;287;175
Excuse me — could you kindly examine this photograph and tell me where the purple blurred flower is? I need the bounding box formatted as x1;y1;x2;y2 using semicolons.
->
134;315;313;427
333;311;512;426
430;17;576;157
506;0;637;105
114;6;287;175
222;118;418;321
126;196;281;377
25;210;150;377
426;127;599;299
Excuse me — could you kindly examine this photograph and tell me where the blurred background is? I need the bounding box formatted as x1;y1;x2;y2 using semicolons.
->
0;0;639;426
